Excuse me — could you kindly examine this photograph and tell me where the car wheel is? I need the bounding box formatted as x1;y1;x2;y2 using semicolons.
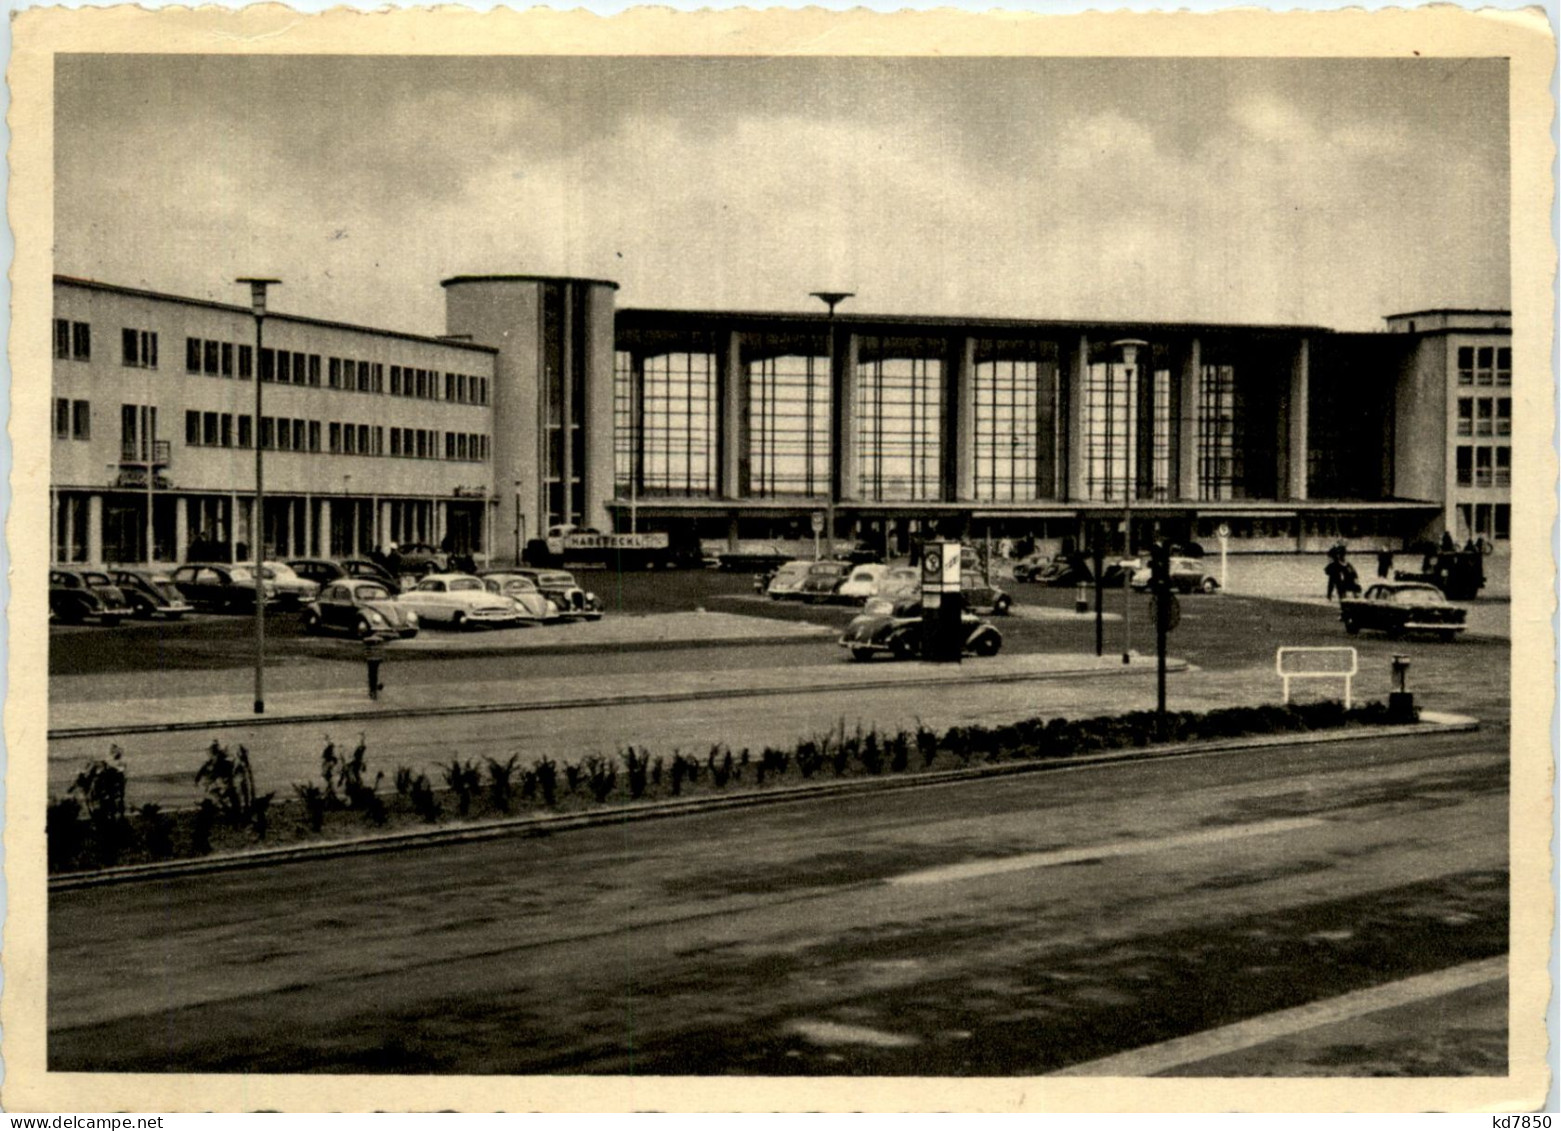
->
971;632;1001;657
131;599;153;620
1438;629;1460;643
1343;618;1359;635
451;612;467;631
355;617;374;639
301;611;321;635
850;647;876;663
1201;577;1218;593
993;595;1012;615
889;635;917;662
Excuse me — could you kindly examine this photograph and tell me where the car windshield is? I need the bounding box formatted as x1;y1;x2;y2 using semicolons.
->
149;574;175;585
356;584;391;601
809;563;846;577
265;562;297;579
449;578;482;592
849;568;878;583
776;563;810;579
490;577;537;593
229;567;253;582
83;572;111;586
536;572;574;586
1388;587;1443;604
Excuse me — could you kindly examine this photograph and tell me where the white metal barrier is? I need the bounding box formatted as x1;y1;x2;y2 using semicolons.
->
1276;646;1358;709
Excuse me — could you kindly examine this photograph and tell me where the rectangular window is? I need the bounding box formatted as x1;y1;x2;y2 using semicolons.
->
309;420;321;452
122;328;158;368
1496;397;1511;436
69;321;90;360
390;366;402;395
1475;398;1493;436
55;397;70;439
1497;346;1511;386
204;340;220;375
55;319;71;360
1456;398;1473;437
444;373;454;400
444;432;454;459
329;358;342;389
1457;346;1474;385
1494;445;1511;487
186;337;201;373
238;345;253;380
186;409;200;444
309;355;322;387
1474;445;1492;487
372;425;383;455
292;352;307;385
344;424;358;455
203;412;219;446
259;417;275;450
1455;445;1473;487
220;413;233;447
238;415;253;448
457;434;468;460
221;342;234;377
356;361;370;392
260;348;275;382
355;424;367;453
372;363;384;393
276;351;291;384
73;400;90;440
329;423;342;453
277;418;291;450
1475;346;1494;386
1495;503;1510;539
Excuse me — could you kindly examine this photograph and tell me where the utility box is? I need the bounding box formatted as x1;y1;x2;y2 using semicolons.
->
920;539;964;663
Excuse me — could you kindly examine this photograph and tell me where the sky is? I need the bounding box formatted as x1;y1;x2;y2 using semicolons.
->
54;55;1510;335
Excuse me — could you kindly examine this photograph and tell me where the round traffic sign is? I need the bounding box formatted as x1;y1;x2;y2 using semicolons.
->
923;550;942;576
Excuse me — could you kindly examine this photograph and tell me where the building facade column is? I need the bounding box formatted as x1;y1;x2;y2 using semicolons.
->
1286;337;1310;501
834;331;860;500
1063;334;1090;500
952;336;976;502
174;497;189;562
318;498;332;556
719;330;747;500
50;489;59;564
379;500;392;551
1177;337;1201;501
86;494;104;564
436;500;448;547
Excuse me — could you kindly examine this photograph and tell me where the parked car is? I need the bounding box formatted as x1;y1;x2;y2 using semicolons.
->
478;572;563;623
1022;555;1092;587
391;541;447;578
50;568;133;625
1393;549;1487;601
259;561;321;608
762;560;815;599
1011;553;1053;583
512;568;604;620
720;543;794;573
1129;556;1222;594
797;560;853;604
108;568;192;620
1340;582;1467;641
302;579;420;639
839;597;1004;661
393;573;521;629
287;557;401;595
169;563;279;612
836;563;893;604
840;541;884;566
960;575;1014;615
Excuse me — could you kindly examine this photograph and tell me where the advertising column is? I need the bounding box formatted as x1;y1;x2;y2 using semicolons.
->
920;538;963;663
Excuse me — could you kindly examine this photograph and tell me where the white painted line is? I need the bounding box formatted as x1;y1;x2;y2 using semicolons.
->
887;816;1327;887
1050;956;1507;1077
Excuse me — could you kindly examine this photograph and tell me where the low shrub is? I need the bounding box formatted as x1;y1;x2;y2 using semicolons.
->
294;783;327;833
443;758;481;817
47;797;86;870
487;754;521;813
585;754;617;803
535;757;558;806
136;802;175;860
409;773;440;822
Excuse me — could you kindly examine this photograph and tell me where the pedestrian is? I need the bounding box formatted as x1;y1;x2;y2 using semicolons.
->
386;544;402;578
1376;547;1393;578
1325;557;1341;600
1340;560;1361;598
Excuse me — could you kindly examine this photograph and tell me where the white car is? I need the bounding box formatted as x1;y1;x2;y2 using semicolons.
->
836;563;893;603
765;560;814;600
259;560;321;608
395;573;522;629
480;573;563;623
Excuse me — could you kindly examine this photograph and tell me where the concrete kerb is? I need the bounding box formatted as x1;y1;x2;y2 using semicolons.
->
48;656;1190;740
49;711;1478;892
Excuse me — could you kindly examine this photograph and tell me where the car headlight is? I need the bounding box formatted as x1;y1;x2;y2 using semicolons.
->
365;609;388;626
585;591;597;604
546;600;560;616
405;611;419;625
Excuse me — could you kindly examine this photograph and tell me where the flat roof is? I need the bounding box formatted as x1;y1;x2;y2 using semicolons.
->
1383;307;1512;320
617;306;1334;337
55;275;499;354
441;274;620;291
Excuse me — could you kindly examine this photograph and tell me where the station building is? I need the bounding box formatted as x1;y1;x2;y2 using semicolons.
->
50;272;1511;567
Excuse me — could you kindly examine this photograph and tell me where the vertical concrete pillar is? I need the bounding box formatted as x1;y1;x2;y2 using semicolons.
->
1177;338;1201;501
226;494;238;561
1064;335;1090;500
379;501;392;552
559;284;574;527
175;497;189;562
719;330;747;499
436;500;448;548
86;494;104;564
50;490;59;564
318;498;332;557
1287;338;1309;501
834;331;860;500
727;513;741;552
953;336;976;501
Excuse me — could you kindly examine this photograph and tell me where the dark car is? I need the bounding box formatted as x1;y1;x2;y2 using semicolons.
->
302;578;420;639
287;558;402;595
1011;553;1053;583
50;568;132;625
840;541;884;566
169;563;279;612
1021;555;1092;587
797;560;853;604
1129;556;1221;594
1393;549;1487;601
108;568;192;619
390;542;447;578
1340;582;1467;641
839;597;1003;662
513;568;604;620
960;576;1014;615
717;544;794;573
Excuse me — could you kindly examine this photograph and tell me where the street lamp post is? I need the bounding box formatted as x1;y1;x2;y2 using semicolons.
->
1112;340;1147;666
811;291;854;559
238;277;279;715
513;479;525;565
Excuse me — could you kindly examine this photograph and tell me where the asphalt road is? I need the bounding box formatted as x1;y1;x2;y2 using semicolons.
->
49;727;1507;1075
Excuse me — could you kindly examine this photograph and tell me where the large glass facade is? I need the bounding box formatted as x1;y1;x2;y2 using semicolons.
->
973;340;1060;501
857;347;942;501
540;283;590;526
639;351;717;497
1198;359;1240;500
750;354;830;497
1083;341;1171;502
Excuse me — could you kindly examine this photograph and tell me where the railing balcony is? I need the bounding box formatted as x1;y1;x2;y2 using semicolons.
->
120;439;172;467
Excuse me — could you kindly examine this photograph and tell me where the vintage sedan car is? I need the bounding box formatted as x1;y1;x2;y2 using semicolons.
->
797;560;854;604
259;561;321;608
1129;556;1222;594
50;568;133;625
761;560;814;599
719;543;794;573
287;557;401;595
479;572;563;623
1340;582;1467;641
169;563;279;612
839;597;1003;661
960;576;1014;615
513;568;604;620
1011;553;1053;583
302;579;420;639
391;541;447;578
836;563;892;604
109;568;193;619
394;573;521;629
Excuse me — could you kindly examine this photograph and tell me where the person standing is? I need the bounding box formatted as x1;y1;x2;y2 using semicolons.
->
1376;547;1393;578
